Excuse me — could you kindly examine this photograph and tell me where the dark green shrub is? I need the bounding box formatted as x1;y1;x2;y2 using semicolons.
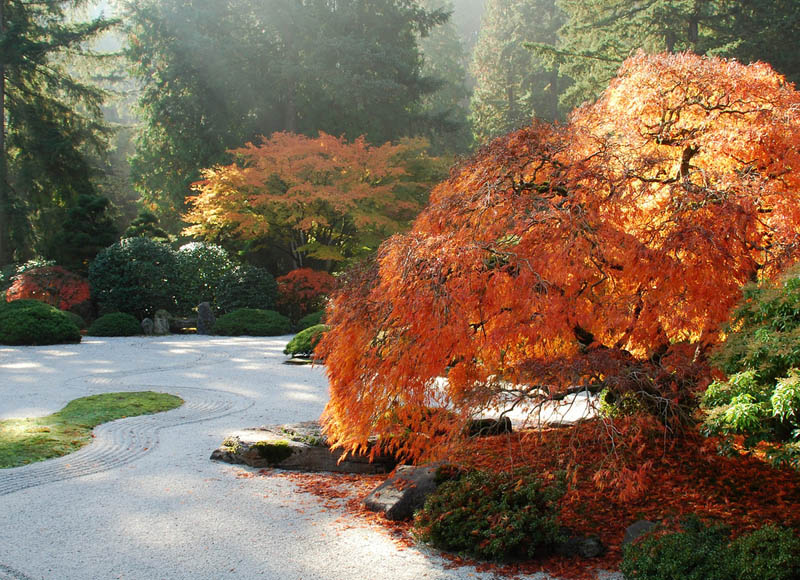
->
216;265;277;314
89;238;181;319
296;310;325;331
284;324;329;357
63;311;86;330
87;313;141;337
175;242;234;312
621;517;800;580
213;309;291;336
0;300;81;345
413;468;565;561
703;266;800;465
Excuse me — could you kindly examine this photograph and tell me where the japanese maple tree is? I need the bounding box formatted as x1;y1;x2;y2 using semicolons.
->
183;132;441;269
276;268;337;323
318;52;800;462
6;266;90;311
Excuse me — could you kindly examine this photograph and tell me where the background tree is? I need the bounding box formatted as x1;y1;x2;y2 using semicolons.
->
184;132;444;272
469;0;565;143
0;0;114;264
318;53;800;462
125;0;450;235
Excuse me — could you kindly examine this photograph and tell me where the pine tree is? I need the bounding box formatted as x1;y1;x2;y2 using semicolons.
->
0;0;114;264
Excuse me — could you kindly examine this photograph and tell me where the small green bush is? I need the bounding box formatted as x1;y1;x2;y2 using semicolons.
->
213;309;291;336
216;265;278;314
296;310;325;331
413;468;565;561
0;300;81;345
621;517;800;580
63;311;86;330
89;237;181;319
284;324;329;357
87;313;141;337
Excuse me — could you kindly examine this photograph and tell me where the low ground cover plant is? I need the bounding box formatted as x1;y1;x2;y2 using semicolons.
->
213;308;291;336
284;324;329;358
0;299;81;345
413;467;565;561
621;516;800;580
0;392;183;468
87;313;141;337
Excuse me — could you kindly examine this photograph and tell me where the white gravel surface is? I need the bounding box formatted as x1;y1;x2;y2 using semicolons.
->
0;336;616;580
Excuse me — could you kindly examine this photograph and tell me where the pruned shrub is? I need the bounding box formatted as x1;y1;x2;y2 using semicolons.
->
0;300;81;345
87;313;141;337
216;265;278;314
621;516;800;580
89;237;181;319
213;308;291;336
276;268;335;323
284;324;329;358
6;266;90;311
63;311;87;330
413;468;565;561
175;242;235;311
296;310;325;331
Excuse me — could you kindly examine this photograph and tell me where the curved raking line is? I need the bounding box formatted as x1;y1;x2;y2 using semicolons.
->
0;386;253;497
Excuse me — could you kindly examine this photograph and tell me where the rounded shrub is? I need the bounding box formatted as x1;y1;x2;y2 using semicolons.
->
413;468;565;561
63;311;87;330
0;300;81;345
87;312;141;337
284;324;329;357
89;237;181;319
213;308;291;336
621;517;800;580
175;242;234;312
216;265;278;314
296;309;325;331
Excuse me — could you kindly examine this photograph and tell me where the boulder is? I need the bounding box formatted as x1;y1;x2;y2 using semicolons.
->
141;318;154;335
196;302;215;335
363;463;441;521
210;421;395;474
556;534;606;559
623;520;658;545
153;309;171;335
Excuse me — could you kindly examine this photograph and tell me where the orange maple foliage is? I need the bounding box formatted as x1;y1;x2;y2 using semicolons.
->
276;268;337;321
6;266;90;311
317;52;800;462
183;132;438;266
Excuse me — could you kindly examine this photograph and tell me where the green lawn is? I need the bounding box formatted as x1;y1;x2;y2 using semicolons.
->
0;392;184;468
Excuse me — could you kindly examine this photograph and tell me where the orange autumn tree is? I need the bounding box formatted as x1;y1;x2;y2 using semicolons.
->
317;52;800;462
184;132;442;269
6;266;90;311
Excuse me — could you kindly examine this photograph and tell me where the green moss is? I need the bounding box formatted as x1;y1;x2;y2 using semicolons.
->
284;324;329;357
250;439;293;463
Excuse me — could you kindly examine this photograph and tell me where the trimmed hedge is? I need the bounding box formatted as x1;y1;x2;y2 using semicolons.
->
296;310;325;331
213;309;291;336
284;324;329;357
87;313;141;337
0;300;81;345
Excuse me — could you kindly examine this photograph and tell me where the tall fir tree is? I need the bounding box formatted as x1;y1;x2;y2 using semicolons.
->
469;0;565;144
0;0;114;264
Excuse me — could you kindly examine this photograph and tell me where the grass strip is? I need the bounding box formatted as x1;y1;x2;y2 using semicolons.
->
0;391;183;468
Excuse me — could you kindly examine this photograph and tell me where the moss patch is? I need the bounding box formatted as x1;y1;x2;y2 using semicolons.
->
251;439;294;464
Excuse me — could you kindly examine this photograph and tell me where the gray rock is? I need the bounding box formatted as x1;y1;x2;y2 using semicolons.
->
467;417;512;437
623;520;657;545
556;536;606;558
153;309;171;335
363;463;440;521
141;318;154;335
196;302;215;335
210;421;395;474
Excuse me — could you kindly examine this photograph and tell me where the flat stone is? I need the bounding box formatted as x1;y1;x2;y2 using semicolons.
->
363;463;440;521
210;421;395;474
623;520;658;545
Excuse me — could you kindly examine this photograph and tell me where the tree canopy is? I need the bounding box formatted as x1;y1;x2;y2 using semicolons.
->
318;52;800;462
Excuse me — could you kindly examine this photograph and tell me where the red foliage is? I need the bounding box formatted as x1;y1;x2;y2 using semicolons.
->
318;52;800;462
6;266;90;311
276;268;336;320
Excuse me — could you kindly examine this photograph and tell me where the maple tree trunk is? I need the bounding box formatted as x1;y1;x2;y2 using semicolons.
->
0;0;8;265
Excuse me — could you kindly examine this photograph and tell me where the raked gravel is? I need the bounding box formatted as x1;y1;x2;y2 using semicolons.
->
0;336;618;580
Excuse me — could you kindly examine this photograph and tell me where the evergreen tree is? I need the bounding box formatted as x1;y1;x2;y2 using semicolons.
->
0;0;115;264
126;0;449;233
469;0;565;143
